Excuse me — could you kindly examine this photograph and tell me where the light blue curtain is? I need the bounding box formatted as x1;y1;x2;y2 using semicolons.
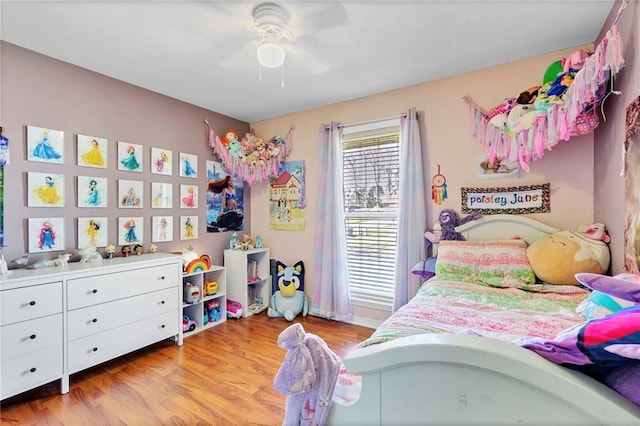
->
311;122;353;321
393;108;427;312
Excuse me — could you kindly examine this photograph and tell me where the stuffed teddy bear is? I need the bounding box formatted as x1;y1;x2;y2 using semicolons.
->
268;260;308;321
273;323;341;426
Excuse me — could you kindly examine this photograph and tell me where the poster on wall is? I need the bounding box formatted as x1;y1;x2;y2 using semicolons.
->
477;154;520;180
624;95;640;273
28;217;65;253
461;183;550;215
27;125;64;164
205;160;244;233
269;160;306;231
77;217;108;249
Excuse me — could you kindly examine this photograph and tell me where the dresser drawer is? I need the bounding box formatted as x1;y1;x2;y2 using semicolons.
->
0;282;62;326
67;287;179;341
67;263;179;310
68;310;178;374
0;345;63;400
1;314;62;361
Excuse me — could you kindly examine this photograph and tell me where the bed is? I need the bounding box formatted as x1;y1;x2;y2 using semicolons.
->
324;215;640;425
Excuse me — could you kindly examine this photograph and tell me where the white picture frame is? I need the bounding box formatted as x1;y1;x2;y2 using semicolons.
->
78;176;108;208
27;125;64;164
28;217;65;253
150;147;173;175
118;216;144;246
117;141;143;172
77;134;108;168
77;216;108;248
152;216;173;242
28;172;65;207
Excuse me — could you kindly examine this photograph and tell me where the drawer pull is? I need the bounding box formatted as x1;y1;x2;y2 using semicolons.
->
30;334;37;340
160;276;166;280
29;367;37;373
91;289;98;294
92;318;98;323
161;300;166;304
92;347;98;352
161;324;166;328
29;300;36;306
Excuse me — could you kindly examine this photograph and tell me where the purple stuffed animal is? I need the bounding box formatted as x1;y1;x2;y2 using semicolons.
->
424;209;481;246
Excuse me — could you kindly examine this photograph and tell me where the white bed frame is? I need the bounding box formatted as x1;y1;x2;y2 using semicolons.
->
328;215;640;425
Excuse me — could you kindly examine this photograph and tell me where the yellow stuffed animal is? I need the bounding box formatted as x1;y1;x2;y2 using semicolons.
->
526;227;610;285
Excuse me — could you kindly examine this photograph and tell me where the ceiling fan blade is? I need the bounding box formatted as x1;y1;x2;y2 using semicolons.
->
219;42;258;71
283;43;330;75
287;2;349;38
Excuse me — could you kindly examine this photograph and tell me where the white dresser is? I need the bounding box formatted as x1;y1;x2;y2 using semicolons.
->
0;253;182;401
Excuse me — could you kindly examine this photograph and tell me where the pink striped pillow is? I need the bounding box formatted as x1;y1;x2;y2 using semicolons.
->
435;239;536;288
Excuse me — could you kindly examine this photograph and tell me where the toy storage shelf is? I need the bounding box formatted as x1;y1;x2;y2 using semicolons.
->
224;248;270;318
182;265;226;337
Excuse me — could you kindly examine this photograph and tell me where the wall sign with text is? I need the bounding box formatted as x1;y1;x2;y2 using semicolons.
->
461;183;550;215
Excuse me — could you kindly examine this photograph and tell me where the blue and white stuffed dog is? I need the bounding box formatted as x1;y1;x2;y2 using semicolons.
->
268;260;308;321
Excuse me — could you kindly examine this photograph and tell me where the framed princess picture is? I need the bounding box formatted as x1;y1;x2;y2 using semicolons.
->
27;125;64;164
78;176;108;208
180;184;198;209
179;152;198;178
118;179;143;208
77;216;108;248
28;217;65;253
180;215;198;240
151;182;173;208
118;216;144;246
77;135;107;168
118;141;143;172
151;147;172;175
152;216;173;242
28;172;65;207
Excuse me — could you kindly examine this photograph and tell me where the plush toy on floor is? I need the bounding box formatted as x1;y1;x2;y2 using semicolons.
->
273;323;341;426
268;260;308;321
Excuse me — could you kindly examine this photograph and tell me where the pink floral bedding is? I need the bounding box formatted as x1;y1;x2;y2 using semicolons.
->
357;278;590;349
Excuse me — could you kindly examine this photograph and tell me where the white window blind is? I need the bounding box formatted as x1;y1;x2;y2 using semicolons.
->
342;125;400;305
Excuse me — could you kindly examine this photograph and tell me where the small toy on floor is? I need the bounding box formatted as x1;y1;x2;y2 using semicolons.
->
227;299;243;319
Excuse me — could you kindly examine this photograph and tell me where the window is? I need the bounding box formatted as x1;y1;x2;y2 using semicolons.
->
342;121;400;307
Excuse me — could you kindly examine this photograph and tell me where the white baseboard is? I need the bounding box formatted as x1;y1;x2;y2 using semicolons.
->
344;315;382;329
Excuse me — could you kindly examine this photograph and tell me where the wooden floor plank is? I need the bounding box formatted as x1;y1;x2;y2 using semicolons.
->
1;314;373;425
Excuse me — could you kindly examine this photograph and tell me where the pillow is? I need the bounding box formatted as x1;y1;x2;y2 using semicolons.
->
526;231;610;285
575;273;640;320
411;257;436;279
435;239;535;288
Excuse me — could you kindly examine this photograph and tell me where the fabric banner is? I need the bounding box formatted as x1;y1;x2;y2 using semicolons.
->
461;183;550;214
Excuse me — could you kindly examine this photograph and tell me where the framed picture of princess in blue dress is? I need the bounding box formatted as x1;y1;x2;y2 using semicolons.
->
179;152;198;178
27;125;64;164
28;172;65;207
118;216;144;246
78;176;108;208
77;135;108;169
28;217;65;253
117;141;143;173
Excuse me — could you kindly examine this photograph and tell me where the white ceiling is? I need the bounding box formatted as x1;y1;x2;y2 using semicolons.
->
0;1;615;123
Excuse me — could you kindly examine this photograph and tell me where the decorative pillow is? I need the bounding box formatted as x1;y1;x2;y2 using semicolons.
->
411;257;436;279
526;231;610;285
575;273;640;319
435;240;535;288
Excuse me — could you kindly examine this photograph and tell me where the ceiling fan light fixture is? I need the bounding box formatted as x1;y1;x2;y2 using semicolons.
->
257;42;285;68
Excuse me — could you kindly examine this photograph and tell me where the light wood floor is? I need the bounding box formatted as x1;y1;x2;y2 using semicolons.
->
0;314;373;426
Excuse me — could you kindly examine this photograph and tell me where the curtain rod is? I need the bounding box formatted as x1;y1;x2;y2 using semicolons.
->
324;113;407;131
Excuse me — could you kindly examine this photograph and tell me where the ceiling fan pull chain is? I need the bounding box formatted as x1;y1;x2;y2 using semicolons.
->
281;64;284;88
259;63;263;82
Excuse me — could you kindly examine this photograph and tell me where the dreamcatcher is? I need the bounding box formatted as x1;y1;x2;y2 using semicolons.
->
431;164;447;205
205;120;294;185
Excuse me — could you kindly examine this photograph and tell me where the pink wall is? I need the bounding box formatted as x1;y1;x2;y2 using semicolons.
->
1;42;250;264
594;0;639;274
251;45;598;321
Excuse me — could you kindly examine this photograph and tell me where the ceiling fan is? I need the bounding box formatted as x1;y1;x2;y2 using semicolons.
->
216;2;349;78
